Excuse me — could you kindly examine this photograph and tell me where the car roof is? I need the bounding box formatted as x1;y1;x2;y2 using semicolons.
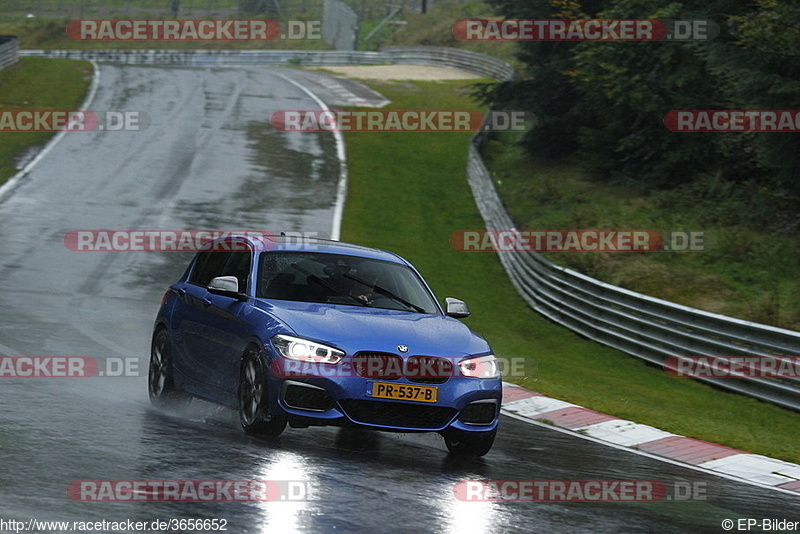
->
219;234;410;266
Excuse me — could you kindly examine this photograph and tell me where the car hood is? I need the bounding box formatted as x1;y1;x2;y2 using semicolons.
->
256;299;491;357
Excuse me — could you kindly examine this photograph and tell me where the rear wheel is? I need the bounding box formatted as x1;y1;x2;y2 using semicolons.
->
148;329;184;406
238;346;286;437
443;428;496;457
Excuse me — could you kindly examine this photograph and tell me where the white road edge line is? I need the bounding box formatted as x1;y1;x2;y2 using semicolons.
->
0;60;101;204
500;408;800;497
274;71;348;241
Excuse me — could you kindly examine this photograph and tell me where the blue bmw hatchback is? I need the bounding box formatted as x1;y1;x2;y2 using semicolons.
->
149;235;501;456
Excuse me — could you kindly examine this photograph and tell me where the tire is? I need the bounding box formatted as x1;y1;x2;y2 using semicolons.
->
148;329;185;407
443;428;496;457
238;346;287;437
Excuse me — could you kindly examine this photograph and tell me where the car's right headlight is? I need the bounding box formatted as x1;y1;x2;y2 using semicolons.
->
272;334;344;364
458;354;500;379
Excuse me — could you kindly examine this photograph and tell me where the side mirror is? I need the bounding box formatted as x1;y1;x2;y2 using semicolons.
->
208;276;245;300
445;297;470;318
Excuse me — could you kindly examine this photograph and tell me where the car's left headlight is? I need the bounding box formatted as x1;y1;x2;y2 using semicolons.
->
458;354;500;379
272;334;344;364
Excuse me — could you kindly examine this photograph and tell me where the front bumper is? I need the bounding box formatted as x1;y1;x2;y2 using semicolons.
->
267;367;501;433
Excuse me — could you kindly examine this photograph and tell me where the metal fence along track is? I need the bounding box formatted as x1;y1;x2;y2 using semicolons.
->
19;46;515;80
466;137;800;411
0;36;19;71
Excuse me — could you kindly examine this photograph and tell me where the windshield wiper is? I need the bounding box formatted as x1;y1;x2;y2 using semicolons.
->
289;263;371;307
343;273;425;313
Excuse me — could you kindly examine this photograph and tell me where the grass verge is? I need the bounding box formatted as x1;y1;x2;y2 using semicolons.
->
339;79;800;464
0;57;93;186
482;132;800;330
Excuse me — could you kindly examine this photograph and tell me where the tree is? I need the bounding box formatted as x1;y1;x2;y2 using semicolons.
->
481;0;610;158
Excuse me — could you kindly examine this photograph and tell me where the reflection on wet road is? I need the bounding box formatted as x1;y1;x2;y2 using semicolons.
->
0;64;797;533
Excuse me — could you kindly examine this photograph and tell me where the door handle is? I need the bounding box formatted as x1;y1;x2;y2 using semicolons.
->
202;296;212;307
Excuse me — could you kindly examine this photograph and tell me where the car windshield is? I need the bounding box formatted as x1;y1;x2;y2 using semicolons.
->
257;251;440;314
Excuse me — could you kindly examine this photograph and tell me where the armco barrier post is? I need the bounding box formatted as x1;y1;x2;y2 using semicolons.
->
0;36;19;71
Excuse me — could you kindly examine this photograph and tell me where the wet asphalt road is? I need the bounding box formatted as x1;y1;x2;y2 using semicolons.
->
0;64;798;533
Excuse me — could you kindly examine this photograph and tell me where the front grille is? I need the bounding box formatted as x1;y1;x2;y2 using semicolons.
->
352;352;452;384
339;399;457;430
352;352;403;380
405;356;453;384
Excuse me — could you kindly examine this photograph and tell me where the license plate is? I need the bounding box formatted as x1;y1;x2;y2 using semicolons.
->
368;381;438;403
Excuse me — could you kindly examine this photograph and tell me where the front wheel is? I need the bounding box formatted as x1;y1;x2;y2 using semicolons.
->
443;428;496;457
238;346;286;437
148;329;185;407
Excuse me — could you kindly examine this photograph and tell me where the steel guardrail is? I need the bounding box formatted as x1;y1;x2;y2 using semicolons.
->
467;131;800;411
18;46;516;80
0;36;19;71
